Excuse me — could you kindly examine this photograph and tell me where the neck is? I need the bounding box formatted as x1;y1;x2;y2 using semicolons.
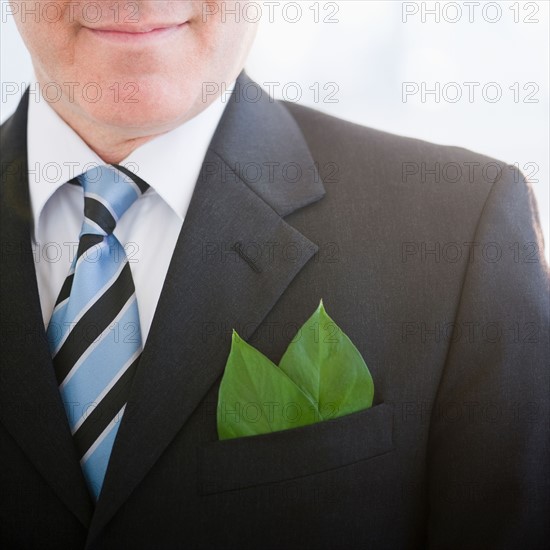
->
46;99;168;164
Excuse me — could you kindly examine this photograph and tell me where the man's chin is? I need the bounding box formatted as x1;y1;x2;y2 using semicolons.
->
89;105;193;132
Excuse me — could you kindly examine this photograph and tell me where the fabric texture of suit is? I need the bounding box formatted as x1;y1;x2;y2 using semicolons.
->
1;73;549;549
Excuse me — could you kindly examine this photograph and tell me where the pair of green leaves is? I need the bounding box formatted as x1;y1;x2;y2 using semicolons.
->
217;300;374;440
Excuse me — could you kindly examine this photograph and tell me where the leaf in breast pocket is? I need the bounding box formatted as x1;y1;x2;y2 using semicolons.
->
217;301;374;440
217;331;318;440
278;300;374;419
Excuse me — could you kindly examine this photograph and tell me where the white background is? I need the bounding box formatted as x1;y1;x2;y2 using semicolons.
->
1;1;548;259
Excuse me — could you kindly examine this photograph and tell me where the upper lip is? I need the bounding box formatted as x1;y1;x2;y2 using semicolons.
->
86;22;185;33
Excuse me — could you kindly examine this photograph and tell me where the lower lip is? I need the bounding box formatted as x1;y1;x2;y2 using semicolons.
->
85;23;187;43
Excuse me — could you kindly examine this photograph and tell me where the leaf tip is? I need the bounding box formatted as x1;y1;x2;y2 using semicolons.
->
318;299;331;319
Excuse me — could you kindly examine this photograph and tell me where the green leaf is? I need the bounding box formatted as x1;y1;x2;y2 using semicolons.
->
278;300;374;420
217;302;375;440
217;331;318;440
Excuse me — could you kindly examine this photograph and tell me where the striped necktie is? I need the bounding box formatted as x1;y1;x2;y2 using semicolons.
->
46;164;149;501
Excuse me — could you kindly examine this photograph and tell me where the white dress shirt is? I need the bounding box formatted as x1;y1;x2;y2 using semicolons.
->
28;84;232;343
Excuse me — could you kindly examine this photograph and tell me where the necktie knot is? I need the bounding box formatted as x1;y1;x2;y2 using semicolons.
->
75;164;149;236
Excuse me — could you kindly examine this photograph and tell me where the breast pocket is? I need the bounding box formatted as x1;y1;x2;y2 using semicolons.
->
198;402;394;495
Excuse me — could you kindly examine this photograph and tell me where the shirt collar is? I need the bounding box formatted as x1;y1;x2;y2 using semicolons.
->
27;79;234;241
122;87;232;222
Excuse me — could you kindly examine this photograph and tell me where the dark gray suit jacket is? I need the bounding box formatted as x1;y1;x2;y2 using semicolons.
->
1;73;549;549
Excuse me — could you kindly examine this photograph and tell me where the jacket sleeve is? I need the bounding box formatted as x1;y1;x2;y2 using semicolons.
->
426;165;550;548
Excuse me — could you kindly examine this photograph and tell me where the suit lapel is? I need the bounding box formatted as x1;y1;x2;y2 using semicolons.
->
0;92;94;527
88;75;326;541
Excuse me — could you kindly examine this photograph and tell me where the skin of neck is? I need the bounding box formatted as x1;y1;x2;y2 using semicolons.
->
34;67;219;165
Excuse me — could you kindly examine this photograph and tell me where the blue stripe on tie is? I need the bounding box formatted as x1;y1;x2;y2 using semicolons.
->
48;239;127;354
81;407;125;501
61;298;140;430
79;167;140;221
82;218;107;237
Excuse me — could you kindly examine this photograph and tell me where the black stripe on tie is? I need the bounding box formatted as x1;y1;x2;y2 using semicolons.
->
112;164;150;194
54;235;105;308
53;263;135;384
73;354;140;459
55;274;75;307
85;197;117;235
76;234;105;264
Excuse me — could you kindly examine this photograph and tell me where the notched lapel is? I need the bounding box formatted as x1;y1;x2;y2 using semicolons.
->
0;93;94;528
88;75;326;542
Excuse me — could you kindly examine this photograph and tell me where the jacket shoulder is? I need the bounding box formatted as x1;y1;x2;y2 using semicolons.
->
281;101;530;243
282;100;513;185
